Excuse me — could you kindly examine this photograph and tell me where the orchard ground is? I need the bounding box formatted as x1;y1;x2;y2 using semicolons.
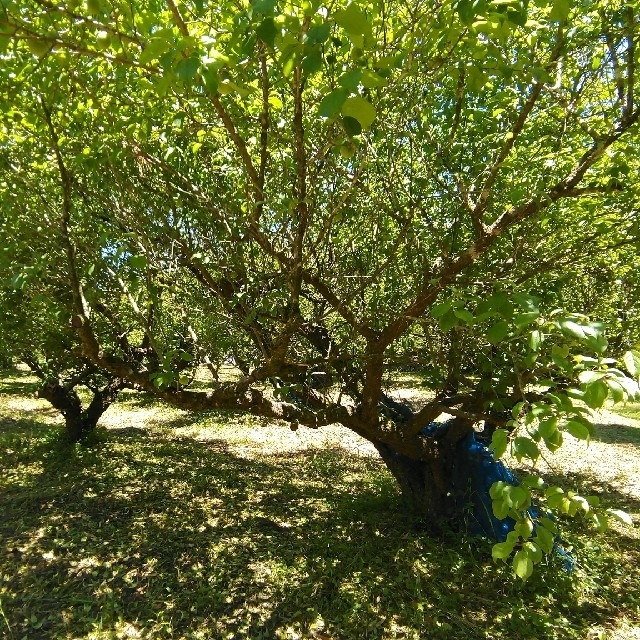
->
1;368;639;640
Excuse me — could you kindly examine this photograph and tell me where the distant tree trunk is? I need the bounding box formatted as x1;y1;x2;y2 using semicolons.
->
38;378;126;442
374;417;474;529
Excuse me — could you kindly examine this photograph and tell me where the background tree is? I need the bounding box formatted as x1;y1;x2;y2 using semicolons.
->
0;135;132;442
1;0;640;576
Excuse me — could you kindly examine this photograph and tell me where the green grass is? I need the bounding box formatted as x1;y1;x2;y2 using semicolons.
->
609;402;640;438
1;371;639;639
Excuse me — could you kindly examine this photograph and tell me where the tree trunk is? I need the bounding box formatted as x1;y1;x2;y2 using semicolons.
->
375;417;474;530
38;378;125;442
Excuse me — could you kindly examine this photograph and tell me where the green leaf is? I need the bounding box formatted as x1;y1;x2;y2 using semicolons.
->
552;343;570;358
318;88;348;118
534;525;555;553
453;308;474;324
615;374;640;399
341;96;376;129
527;404;551;421
490;429;508;458
523;541;543;564
548;491;571;514
487;320;509;344
538;417;558;439
256;17;278;47
565;419;592;441
139;34;175;65
431;301;452;318
569;495;590;515
578;370;606;384
549;0;571;22
361;69;388;88
583;379;608;409
559;319;586;340
301;48;323;74
590;512;608;533
201;67;219;93
492;541;514;561
457;0;477;24
506;485;530;509
492;499;510;520
529;329;543;351
507;6;528;27
623;350;640;378
605;377;625;403
438;310;458;332
280;46;299;77
305;23;331;45
334;3;371;36
513;292;539;312
493;293;514;318
514;518;534;540
514;311;539;327
175;55;200;80
511;437;540;462
489;480;509;500
129;255;148;269
252;0;276;14
342;115;362;136
585;333;608;354
339;69;363;91
544;428;563;452
513;549;533;580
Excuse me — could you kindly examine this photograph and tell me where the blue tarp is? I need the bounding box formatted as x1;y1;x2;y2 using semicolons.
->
421;421;521;541
422;421;574;570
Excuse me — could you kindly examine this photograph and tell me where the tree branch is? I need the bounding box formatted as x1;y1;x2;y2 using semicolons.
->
39;98;90;320
167;0;189;37
473;38;564;220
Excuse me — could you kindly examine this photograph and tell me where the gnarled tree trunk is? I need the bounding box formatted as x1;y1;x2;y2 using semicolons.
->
38;378;126;442
374;417;475;529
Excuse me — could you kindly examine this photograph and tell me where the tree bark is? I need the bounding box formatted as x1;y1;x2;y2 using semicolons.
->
38;378;126;442
374;417;475;529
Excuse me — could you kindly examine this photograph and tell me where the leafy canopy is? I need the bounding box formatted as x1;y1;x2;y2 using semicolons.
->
1;0;640;578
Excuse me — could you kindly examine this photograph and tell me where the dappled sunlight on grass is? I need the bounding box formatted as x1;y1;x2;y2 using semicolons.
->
1;370;639;639
610;401;640;423
512;411;640;548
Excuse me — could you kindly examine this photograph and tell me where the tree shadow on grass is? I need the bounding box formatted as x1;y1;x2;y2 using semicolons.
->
109;389;164;410
592;420;640;446
0;370;40;397
0;423;638;640
0;414;56;438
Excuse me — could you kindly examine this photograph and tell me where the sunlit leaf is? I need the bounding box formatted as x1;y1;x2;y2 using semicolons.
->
341;96;376;129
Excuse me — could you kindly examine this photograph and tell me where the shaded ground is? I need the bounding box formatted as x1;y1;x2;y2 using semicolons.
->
1;371;639;639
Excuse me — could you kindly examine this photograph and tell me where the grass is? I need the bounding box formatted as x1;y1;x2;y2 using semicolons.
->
610;403;640;434
1;371;639;639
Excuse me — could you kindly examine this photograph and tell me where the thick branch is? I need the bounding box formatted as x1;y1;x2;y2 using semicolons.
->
40;98;89;320
167;0;189;36
210;95;262;196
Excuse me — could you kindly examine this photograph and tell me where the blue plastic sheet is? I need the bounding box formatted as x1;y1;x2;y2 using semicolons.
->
421;422;520;540
421;421;574;570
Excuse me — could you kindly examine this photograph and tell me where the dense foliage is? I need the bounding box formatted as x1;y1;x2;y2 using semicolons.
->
1;0;640;577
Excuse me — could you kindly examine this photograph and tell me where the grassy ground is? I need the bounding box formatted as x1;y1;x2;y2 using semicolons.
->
1;371;639;640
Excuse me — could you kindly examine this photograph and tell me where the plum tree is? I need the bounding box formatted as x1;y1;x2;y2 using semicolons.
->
1;0;639;576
